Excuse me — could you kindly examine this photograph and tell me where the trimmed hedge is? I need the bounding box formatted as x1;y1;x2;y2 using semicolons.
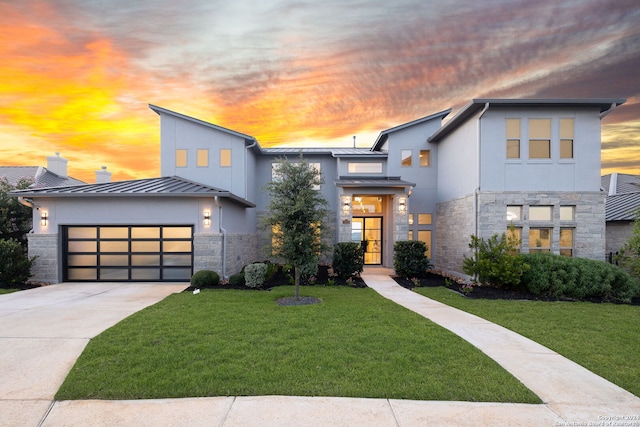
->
393;240;431;278
521;253;640;303
332;242;364;277
190;270;220;287
245;263;267;288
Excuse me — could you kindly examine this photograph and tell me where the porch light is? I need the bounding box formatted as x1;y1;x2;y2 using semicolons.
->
203;211;211;226
40;211;48;226
398;197;407;214
341;196;351;213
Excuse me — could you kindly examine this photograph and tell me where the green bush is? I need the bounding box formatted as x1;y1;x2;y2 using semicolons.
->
190;270;220;287
521;253;640;303
332;242;364;277
229;272;245;287
393;240;431;278
462;233;529;288
0;238;34;286
245;263;268;288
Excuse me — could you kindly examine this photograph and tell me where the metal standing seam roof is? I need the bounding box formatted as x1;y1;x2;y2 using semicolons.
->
9;176;256;207
261;147;388;157
335;177;416;188
606;193;640;221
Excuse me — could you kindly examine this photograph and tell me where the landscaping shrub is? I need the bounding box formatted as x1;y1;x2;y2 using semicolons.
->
190;270;220;287
229;271;245;287
245;263;268;288
393;240;431;278
521;253;640;303
0;238;34;286
332;242;363;277
462;233;529;288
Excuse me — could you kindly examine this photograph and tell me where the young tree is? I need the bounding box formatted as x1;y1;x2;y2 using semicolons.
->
263;156;329;299
0;177;34;247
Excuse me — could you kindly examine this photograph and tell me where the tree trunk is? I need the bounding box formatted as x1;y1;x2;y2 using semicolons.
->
294;265;301;300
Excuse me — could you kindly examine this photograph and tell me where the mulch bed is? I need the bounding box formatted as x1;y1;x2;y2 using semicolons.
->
393;271;640;305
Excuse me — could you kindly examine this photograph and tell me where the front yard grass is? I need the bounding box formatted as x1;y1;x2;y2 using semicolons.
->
414;287;640;397
56;286;540;403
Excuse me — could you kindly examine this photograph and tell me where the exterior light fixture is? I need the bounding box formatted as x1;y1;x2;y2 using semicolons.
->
203;211;211;226
341;196;351;213
398;197;407;214
40;211;48;226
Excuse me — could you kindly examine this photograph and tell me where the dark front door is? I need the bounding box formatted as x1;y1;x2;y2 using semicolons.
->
352;217;382;265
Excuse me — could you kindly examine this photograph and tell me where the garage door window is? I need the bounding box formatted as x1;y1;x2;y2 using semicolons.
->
64;225;193;282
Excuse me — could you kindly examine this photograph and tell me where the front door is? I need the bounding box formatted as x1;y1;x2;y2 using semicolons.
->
352;217;382;265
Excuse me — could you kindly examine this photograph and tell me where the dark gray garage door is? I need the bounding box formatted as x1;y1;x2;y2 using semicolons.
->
63;225;193;281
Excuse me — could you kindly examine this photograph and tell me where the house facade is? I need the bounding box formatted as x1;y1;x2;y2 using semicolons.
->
11;98;625;283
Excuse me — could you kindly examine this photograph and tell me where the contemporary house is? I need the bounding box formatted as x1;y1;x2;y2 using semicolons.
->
11;98;625;283
602;173;640;256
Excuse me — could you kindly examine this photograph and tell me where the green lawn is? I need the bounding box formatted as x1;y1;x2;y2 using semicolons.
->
0;288;20;295
414;286;640;397
56;286;540;403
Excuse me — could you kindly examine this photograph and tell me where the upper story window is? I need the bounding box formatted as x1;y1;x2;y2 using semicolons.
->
529;206;552;221
560;206;575;221
528;119;551;159
560;118;574;159
176;149;187;167
506;205;522;221
418;213;432;225
419;150;431;167
220;149;231;167
197;149;208;167
506;119;521;159
272;162;322;189
348;162;383;174
401;150;412;167
309;162;321;190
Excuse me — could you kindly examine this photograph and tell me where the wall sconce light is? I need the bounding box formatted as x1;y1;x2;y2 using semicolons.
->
398;197;407;214
341;196;351;213
40;211;48;226
203;211;211;226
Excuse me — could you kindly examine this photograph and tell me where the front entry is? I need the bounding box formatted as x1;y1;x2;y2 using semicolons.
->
352;217;382;265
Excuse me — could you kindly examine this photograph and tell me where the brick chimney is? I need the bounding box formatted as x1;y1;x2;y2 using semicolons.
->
46;152;68;178
95;166;112;183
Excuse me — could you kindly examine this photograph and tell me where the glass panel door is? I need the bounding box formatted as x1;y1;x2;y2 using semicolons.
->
352;217;382;265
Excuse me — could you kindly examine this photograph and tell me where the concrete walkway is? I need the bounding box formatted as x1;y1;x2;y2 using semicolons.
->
2;275;639;426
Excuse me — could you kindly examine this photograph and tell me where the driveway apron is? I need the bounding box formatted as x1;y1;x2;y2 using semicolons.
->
0;282;187;426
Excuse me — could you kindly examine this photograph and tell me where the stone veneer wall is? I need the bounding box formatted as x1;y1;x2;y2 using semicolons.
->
193;233;258;278
435;194;475;274
476;191;606;261
605;221;633;255
27;233;59;283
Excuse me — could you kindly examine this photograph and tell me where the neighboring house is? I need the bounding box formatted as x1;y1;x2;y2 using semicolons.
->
602;173;640;256
0;153;86;188
10;98;625;283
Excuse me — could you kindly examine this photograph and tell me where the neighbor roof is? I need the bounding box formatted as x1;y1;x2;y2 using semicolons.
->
9;176;255;208
0;166;85;187
602;173;640;221
428;98;626;143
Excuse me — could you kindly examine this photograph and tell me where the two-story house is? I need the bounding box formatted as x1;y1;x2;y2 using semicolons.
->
11;98;624;283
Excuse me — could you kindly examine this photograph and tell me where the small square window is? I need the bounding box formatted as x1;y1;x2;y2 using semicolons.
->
418;213;432;225
419;150;431;167
529;206;552;221
176;149;187;167
401;150;412;167
506;206;522;221
529;227;551;253
197;149;208;167
560;206;575;221
220;149;231;167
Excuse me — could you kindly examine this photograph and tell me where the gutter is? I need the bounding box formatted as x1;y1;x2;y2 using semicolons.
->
17;196;34;208
214;196;228;279
599;103;617;119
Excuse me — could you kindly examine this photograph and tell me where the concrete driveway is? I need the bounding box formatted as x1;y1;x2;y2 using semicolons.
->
0;282;188;426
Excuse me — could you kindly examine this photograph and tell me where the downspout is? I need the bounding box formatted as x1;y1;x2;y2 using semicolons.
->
244;139;257;200
213;196;228;279
474;103;490;238
599;103;617;120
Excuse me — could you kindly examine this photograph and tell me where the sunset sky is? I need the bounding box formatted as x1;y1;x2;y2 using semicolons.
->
1;0;639;182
